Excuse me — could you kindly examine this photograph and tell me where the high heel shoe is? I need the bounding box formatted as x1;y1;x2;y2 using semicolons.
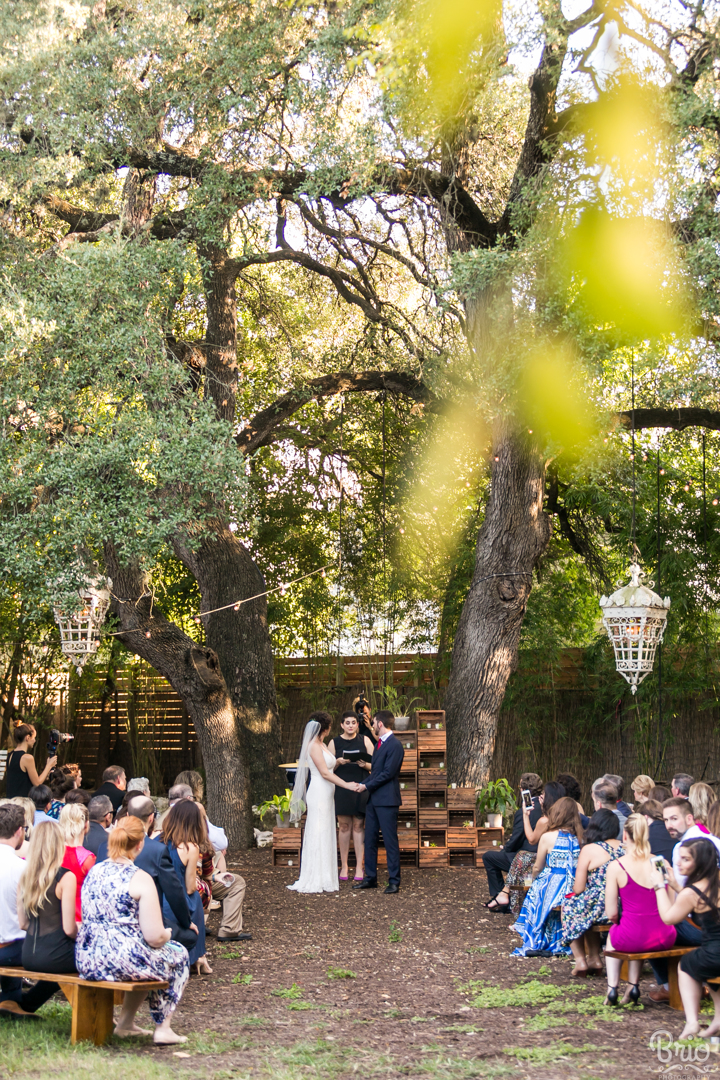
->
623;982;641;1006
604;985;619;1006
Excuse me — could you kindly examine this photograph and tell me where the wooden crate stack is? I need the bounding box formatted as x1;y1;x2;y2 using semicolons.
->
271;709;502;869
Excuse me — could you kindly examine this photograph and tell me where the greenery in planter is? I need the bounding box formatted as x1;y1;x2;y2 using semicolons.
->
381;685;423;719
476;779;517;818
253;789;296;825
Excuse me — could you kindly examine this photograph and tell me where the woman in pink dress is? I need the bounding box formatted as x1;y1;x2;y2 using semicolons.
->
59;803;95;922
604;814;676;1006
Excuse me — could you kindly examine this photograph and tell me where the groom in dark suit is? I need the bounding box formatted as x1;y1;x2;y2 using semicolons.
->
353;710;404;894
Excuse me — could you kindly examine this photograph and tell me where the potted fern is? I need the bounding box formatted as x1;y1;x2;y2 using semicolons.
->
253;789;297;827
381;685;423;731
476;779;517;829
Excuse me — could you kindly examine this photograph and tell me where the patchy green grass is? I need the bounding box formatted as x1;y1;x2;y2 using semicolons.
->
270;983;304;999
388;921;403;943
285;1001;317;1011
325;967;356;980
232;972;253;985
185;1029;252;1054
502;1041;602;1064
465;945;491;954
457;977;579;1009
524;992;631;1031
217;948;243;959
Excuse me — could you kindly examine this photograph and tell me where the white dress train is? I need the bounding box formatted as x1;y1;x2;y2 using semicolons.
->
287;747;339;894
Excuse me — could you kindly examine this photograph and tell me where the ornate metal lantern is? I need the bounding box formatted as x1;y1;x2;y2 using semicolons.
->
53;576;112;675
599;563;670;694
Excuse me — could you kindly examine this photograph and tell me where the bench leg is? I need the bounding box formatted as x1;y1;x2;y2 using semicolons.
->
667;957;684;1011
71;984;115;1045
58;983;75;1007
620;960;629;982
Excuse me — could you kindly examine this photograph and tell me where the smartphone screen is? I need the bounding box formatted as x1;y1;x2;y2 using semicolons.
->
521;790;533;810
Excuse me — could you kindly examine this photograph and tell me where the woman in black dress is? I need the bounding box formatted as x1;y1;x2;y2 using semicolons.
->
331;712;374;882
651;837;720;1039
6;722;57;800
19;820;78;974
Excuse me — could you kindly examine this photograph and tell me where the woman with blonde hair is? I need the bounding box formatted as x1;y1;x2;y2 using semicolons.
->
604;814;676;1006
689;782;717;826
19;821;78;974
631;775;655;806
10;797;34;857
59;803;95;922
76;816;189;1043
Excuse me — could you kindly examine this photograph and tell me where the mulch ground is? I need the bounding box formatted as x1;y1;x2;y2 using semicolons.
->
122;849;720;1079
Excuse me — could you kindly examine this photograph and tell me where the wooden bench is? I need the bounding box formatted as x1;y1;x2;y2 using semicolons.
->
604;948;694;1010
0;966;168;1045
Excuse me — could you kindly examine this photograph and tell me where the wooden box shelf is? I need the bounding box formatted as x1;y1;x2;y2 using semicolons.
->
448;826;478;847
449;849;476;867
399;829;419;848
418;768;447;790
419;846;448;867
416;710;445;728
402;748;418;769
400;789;417;810
475;827;504;853
273;827;302;849
417;729;446;752
448;810;475;828
272;848;301;867
419;808;448;829
447;787;476;811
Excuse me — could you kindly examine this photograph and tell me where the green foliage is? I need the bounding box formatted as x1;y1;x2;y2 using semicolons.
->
476;779;517;817
271;983;304;999
388;920;403;943
232;972;253;985
502;1041;601;1064
326;967;356;980
458;978;578;1009
253;790;296;823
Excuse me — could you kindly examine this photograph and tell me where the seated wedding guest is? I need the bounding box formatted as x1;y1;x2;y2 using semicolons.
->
650;837;720;1040
76;816;190;1044
84;795;114;856
651;785;672;803
331;713;375;882
483;773;543;913
5;722;56;799
127;777;151;797
0;804;59;1017
522;781;566;846
638;800;676;863
153;784;193;836
631;775;655;806
561;809;623;975
63;763;82;788
591;781;625;838
161;800;211;974
664;798;720;887
46;770;75;820
65;788;92;808
672;773;695;798
19;821;78;974
708;801;720;839
556;773;587;818
29;785;53;826
603;774;632;818
59;803;95;922
9;797;34;857
93;766;126;814
689;782;717;826
604;814;676;1006
512;797;583;956
173;771;228;854
97;795;198;953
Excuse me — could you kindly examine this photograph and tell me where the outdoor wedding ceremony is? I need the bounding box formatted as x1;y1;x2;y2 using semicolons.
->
2;0;720;1077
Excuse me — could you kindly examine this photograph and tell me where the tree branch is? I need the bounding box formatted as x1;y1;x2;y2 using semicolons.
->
236;370;434;455
616;407;720;432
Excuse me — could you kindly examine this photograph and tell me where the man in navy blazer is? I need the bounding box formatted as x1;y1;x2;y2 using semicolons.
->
353;710;404;894
96;795;198;952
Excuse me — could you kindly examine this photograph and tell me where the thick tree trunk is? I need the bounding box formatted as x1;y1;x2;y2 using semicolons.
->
103;545;251;847
445;424;551;786
173;525;282;812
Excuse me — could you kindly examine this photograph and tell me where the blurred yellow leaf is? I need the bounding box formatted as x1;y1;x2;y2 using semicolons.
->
562;208;687;338
519;343;596;451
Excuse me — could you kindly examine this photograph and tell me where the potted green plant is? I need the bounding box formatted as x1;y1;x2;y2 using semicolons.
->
252;789;298;827
381;685;423;731
476;779;517;829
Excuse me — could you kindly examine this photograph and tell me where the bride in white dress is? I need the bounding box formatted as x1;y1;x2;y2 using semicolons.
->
287;712;359;894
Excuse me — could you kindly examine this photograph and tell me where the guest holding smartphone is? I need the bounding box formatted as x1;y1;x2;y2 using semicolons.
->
331;713;374;882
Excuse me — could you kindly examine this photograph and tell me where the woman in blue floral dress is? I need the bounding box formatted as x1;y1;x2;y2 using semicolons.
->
561;809;623;975
512;798;582;957
76;816;190;1044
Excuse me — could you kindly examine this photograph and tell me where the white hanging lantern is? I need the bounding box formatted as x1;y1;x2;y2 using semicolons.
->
599;563;670;694
53;576;112;675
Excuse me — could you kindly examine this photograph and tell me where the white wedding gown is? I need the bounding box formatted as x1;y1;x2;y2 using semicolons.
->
287;747;339;894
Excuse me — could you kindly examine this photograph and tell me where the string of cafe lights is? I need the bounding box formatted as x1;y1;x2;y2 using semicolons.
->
104;564;331;640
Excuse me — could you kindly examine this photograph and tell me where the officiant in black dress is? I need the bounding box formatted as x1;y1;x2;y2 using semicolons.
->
331;713;374;882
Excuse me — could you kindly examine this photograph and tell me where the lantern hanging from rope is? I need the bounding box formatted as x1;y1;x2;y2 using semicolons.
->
53;576;112;675
599;562;670;694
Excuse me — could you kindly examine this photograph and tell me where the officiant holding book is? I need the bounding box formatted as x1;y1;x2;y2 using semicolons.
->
353;711;404;894
331;713;375;882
